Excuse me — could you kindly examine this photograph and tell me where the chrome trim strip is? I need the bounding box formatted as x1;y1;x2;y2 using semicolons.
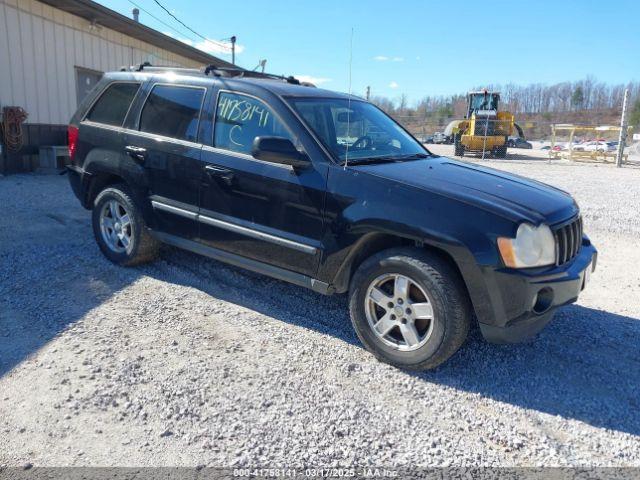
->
126;129;203;149
151;200;198;220
201;145;293;170
150;200;317;255
149;230;330;294
81;121;125;133
80;122;204;149
198;214;317;254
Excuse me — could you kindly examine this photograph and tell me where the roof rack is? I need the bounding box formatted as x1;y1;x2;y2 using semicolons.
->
119;62;201;74
117;63;315;87
202;65;312;86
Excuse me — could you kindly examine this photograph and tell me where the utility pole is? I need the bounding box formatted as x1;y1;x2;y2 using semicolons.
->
365;86;370;101
616;88;629;167
230;36;236;65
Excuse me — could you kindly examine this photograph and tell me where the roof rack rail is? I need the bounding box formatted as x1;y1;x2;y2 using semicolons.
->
202;65;309;86
116;63;316;87
119;62;201;74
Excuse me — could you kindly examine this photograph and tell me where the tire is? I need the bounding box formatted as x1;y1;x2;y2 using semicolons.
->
454;135;465;156
92;184;159;266
348;247;471;370
494;145;507;158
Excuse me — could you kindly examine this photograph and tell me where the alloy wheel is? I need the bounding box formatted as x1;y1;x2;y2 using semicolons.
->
364;273;435;351
99;199;133;254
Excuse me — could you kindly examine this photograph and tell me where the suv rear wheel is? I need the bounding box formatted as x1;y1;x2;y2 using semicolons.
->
349;247;471;370
92;184;159;266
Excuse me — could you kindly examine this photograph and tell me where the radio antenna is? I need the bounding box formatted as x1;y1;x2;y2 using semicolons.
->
344;27;354;169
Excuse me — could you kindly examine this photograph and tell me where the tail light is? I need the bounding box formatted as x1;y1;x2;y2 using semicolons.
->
67;125;79;163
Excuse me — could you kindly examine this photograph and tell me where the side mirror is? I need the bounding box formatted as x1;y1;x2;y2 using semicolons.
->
251;136;309;169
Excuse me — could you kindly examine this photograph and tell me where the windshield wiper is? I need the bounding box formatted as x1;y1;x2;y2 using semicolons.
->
343;153;430;166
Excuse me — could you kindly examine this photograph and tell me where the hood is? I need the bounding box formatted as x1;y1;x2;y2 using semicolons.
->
350;157;578;224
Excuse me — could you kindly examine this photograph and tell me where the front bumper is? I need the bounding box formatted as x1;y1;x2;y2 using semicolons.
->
478;239;597;343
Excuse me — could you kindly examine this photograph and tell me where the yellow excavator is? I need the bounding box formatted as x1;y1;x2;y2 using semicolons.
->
448;90;520;158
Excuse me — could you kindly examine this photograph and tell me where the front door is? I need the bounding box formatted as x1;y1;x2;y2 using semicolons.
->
198;90;326;277
126;82;206;240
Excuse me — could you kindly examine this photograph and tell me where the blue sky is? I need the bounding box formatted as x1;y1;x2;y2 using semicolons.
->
98;0;640;103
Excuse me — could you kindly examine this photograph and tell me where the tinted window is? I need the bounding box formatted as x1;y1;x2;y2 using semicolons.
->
86;82;139;126
139;85;205;141
214;92;292;155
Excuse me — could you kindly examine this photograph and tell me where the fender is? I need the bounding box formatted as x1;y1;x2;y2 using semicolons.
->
82;149;156;227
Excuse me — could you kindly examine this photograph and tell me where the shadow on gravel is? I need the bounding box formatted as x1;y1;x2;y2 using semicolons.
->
0;263;142;378
417;305;640;437
143;250;640;437
2;233;638;438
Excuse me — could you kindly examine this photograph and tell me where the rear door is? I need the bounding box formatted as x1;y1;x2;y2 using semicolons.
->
124;81;207;240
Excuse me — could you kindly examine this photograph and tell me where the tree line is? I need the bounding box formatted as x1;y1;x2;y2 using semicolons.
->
371;77;640;128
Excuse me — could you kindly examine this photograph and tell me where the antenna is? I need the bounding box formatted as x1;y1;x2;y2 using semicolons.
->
344;27;354;169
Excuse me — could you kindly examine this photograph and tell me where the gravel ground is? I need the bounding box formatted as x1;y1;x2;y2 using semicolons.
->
1;161;639;468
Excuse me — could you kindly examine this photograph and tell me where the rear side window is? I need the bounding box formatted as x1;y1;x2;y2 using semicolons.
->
139;85;205;142
214;92;293;155
85;82;140;126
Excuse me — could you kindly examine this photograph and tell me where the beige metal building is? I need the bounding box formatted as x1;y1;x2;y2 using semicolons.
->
0;0;233;173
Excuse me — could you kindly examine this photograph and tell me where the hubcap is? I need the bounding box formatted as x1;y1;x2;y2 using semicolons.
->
364;273;435;351
99;199;133;254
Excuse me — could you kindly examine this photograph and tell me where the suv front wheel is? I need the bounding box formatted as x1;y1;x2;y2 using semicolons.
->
349;247;471;370
92;184;159;266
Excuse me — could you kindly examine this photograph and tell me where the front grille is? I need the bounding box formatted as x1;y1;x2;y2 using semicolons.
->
554;216;583;265
474;116;496;136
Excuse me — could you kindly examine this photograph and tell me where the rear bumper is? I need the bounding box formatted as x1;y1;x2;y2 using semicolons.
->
477;239;597;343
66;165;92;208
461;135;505;151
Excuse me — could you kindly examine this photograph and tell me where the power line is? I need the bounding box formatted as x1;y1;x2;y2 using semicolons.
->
126;0;231;52
126;0;198;44
150;0;231;50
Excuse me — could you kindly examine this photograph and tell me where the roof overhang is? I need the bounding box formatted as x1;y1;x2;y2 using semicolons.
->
37;0;237;68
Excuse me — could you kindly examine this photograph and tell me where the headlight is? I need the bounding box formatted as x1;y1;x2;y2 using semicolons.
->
498;223;556;268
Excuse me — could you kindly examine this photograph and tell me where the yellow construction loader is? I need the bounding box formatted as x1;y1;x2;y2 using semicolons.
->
448;91;518;158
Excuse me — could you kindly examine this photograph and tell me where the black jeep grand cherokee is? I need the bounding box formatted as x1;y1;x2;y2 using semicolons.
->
67;66;597;370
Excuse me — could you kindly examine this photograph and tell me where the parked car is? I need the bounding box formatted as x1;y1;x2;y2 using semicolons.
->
432;132;449;144
66;66;597;370
574;141;615;152
506;137;533;149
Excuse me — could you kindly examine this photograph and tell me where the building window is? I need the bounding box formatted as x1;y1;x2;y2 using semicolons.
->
214;92;293;155
139;85;205;142
85;82;140;126
75;67;103;106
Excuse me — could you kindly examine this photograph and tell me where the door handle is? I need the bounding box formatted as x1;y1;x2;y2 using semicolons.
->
125;145;147;163
204;164;234;185
205;164;232;176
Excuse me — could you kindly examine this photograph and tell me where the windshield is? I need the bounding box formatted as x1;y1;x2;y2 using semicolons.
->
288;98;428;163
469;93;499;112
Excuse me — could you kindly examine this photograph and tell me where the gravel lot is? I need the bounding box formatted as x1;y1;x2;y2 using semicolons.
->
1;159;639;468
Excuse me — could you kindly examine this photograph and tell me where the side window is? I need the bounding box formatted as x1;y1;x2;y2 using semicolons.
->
85;82;140;126
139;85;205;142
214;92;293;155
